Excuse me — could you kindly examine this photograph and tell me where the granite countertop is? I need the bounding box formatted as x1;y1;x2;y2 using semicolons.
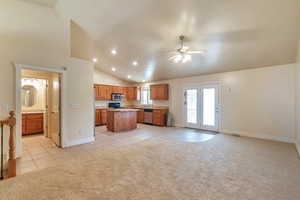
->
95;106;108;109
22;111;45;114
95;106;169;110
107;108;139;112
133;106;169;110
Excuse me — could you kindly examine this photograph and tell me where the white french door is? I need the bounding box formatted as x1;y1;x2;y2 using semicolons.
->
184;85;220;131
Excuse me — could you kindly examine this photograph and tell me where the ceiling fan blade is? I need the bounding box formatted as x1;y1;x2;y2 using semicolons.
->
187;50;206;54
168;54;179;60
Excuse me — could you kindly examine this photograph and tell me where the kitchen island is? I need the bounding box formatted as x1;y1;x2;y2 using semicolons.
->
107;109;139;132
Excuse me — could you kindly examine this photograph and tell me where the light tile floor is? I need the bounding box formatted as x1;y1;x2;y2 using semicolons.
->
18;134;61;175
17;124;216;175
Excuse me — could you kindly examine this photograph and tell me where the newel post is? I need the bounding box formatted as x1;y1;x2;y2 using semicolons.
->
7;111;16;178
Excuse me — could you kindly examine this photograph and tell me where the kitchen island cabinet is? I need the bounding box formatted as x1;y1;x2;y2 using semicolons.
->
107;109;139;132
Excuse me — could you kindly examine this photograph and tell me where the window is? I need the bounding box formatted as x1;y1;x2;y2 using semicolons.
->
140;87;152;105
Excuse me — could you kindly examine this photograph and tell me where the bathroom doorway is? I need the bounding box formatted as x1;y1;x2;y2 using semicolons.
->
20;69;61;147
17;68;62;173
15;64;65;174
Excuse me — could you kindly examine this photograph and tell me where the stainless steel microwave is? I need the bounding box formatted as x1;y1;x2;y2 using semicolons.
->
111;93;123;101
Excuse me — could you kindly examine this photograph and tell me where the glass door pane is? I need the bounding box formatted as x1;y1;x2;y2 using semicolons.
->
186;89;198;124
203;88;215;126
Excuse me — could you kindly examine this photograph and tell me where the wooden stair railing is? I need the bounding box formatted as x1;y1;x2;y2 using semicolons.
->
0;111;16;179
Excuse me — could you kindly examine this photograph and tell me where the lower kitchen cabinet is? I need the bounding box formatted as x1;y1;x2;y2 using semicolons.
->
96;107;168;126
22;113;44;135
137;109;144;123
153;109;168;126
95;109;107;126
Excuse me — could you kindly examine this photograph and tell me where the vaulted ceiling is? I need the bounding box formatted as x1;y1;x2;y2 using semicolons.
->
20;0;58;7
45;0;300;81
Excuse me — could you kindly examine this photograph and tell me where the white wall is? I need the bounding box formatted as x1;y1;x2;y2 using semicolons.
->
295;39;300;155
94;69;130;86
142;64;296;143
70;20;96;61
0;1;94;157
0;0;69;119
62;58;95;147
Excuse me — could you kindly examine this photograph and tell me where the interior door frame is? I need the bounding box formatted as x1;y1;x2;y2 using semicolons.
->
183;83;221;132
14;64;66;158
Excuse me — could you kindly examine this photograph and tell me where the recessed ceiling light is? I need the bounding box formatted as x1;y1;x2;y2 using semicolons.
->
111;49;117;55
127;75;132;79
112;67;116;72
92;58;98;63
132;61;138;66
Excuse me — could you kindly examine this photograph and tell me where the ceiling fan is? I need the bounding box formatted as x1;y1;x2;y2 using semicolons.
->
168;35;206;63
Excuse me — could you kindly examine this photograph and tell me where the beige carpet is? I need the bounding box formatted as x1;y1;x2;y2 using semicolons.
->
1;134;300;200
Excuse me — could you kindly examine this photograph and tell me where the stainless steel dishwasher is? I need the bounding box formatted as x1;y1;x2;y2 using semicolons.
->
144;109;153;124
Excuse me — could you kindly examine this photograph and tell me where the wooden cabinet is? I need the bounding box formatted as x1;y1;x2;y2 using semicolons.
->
107;110;138;132
152;109;168;126
95;109;101;126
22;113;44;135
94;84;132;101
125;87;137;101
95;109;107;126
137;109;144;123
94;84;112;101
112;86;123;94
100;109;107;125
150;84;169;100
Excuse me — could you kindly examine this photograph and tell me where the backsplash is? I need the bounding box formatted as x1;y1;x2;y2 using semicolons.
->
133;100;170;107
95;100;134;107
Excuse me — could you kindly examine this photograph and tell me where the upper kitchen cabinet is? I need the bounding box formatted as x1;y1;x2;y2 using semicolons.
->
94;84;112;100
112;86;123;94
125;87;137;101
150;84;169;100
94;84;137;101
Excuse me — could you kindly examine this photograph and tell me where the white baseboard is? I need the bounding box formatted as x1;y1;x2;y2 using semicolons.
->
219;129;293;143
174;124;184;128
296;141;300;157
63;136;95;148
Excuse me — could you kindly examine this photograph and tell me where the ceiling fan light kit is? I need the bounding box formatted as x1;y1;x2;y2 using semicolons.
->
170;35;206;64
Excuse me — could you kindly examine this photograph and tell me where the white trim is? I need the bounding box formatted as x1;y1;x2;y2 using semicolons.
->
296;141;300;157
173;124;294;143
15;64;65;74
63;136;95;148
14;63;66;158
175;123;184;128
221;129;294;143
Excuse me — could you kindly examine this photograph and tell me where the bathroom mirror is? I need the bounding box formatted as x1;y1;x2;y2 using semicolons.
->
22;85;37;107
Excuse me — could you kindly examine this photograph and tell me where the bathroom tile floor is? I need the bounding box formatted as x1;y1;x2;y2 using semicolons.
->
17;134;61;175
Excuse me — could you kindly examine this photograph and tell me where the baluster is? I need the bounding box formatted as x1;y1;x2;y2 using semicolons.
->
0;123;3;180
7;111;16;178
